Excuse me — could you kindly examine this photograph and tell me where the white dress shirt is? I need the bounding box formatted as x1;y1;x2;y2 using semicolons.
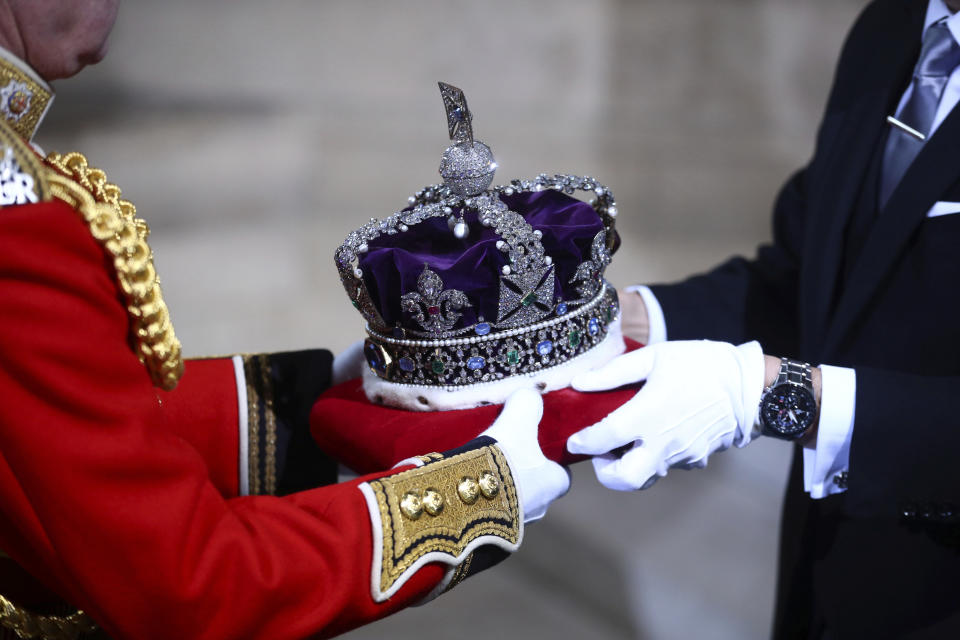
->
629;0;960;499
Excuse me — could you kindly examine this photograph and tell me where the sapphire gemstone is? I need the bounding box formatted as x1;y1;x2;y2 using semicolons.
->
364;341;386;373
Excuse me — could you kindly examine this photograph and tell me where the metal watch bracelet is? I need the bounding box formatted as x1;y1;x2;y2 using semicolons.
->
772;358;813;390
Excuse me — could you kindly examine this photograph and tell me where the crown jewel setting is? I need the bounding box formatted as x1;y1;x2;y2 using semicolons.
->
336;83;620;389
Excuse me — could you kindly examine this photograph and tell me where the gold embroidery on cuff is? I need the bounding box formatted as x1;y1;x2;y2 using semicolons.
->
241;354;279;496
414;452;444;465
369;445;520;595
243;355;263;496
443;552;474;594
259;356;278;496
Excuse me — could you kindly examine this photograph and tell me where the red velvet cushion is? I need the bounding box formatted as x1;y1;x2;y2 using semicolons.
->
310;339;642;471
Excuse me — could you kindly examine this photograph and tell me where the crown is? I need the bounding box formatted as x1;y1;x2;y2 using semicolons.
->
335;83;624;410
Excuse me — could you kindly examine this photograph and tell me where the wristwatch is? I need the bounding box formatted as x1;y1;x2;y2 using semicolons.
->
758;358;817;440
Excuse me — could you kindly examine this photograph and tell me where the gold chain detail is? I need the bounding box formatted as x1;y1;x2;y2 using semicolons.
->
243;355;262;496
0;594;97;640
44;151;183;391
260;358;278;496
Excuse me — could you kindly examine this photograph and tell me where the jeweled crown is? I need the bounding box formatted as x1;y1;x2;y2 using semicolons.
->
336;83;621;406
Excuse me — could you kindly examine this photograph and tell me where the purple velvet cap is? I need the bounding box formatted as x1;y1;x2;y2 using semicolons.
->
358;190;613;333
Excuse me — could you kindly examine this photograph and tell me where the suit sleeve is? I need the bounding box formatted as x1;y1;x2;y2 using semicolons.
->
648;165;806;355
0;201;519;640
646;0;874;353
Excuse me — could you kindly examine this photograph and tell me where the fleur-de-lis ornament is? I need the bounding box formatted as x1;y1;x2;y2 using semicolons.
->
401;265;472;335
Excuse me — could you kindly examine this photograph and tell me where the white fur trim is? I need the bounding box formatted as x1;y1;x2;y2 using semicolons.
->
359;482;523;602
362;315;625;412
232;355;250;496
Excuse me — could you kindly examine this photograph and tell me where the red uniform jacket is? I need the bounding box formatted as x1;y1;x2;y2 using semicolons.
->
0;132;521;639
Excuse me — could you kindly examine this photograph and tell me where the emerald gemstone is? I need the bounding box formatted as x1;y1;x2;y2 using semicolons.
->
521;292;537;307
506;350;520;366
431;359;445;375
569;330;581;348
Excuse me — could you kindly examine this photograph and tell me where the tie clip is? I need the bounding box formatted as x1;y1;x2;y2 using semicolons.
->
887;115;926;141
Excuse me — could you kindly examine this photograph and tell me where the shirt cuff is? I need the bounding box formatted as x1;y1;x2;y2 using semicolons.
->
624;285;667;344
802;365;856;499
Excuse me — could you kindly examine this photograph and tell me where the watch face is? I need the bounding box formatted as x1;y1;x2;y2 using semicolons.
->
761;384;816;437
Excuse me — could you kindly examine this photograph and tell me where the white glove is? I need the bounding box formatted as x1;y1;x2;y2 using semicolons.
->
332;339;366;386
566;340;765;491
482;389;571;522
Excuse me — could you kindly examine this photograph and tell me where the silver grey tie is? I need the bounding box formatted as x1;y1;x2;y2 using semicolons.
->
879;21;960;207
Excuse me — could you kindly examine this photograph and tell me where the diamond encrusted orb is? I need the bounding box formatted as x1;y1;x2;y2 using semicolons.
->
439;141;496;197
437;82;497;197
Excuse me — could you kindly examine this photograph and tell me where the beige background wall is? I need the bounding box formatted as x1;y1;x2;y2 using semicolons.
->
39;1;866;637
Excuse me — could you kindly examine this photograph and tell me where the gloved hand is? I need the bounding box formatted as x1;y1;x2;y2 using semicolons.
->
567;340;765;491
331;339;366;386
482;388;571;522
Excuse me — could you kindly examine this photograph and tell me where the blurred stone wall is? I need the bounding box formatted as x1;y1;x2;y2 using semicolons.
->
38;1;866;637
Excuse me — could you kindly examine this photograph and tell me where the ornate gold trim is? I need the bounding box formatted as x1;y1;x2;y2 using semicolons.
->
414;452;444;466
241;354;279;496
0;52;53;142
0;594;97;640
368;445;520;595
45;152;183;391
443;551;473;594
260;357;278;496
243;355;263;496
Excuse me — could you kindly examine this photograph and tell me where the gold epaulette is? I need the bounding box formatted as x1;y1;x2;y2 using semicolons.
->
42;151;184;391
0;113;182;390
361;444;522;601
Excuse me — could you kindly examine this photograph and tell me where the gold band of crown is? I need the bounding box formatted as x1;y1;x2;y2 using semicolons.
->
45;152;184;391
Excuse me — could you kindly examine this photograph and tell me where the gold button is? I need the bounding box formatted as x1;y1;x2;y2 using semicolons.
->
457;476;480;504
400;491;423;520
478;470;500;499
422;488;445;516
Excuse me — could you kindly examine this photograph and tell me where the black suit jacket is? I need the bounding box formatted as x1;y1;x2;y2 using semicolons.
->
650;1;960;637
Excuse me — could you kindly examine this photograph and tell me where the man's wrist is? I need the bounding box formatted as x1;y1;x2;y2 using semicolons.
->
763;354;781;388
618;288;650;344
804;365;822;447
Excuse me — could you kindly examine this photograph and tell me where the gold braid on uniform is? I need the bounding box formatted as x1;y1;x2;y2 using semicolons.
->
44;152;183;391
361;444;521;600
0;594;97;640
